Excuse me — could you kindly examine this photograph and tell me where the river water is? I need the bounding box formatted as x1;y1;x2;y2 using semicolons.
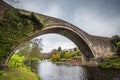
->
34;60;120;80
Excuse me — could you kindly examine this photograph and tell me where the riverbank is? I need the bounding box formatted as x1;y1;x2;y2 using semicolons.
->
99;58;120;69
38;60;120;80
52;57;120;69
53;58;82;66
0;67;41;80
84;66;120;80
52;60;120;80
52;58;98;67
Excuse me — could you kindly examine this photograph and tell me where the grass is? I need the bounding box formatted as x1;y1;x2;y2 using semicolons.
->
99;58;120;69
0;68;41;80
0;53;41;80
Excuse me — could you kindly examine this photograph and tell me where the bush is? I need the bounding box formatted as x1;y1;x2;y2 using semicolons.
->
51;53;60;61
99;58;120;69
64;52;71;59
110;35;120;46
8;54;25;68
0;70;4;76
110;35;120;56
74;49;81;56
117;42;120;55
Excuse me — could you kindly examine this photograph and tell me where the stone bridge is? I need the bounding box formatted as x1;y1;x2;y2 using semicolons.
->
0;0;116;66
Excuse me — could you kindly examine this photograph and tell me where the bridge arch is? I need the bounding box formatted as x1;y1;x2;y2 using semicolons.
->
40;26;95;60
5;25;95;65
0;0;116;67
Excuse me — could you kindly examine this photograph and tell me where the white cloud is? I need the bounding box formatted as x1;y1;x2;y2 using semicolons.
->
42;5;64;18
73;8;120;37
36;34;77;53
4;0;120;51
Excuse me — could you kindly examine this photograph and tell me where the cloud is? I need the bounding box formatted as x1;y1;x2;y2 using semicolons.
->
43;5;64;18
5;0;120;37
36;34;77;52
73;8;120;36
4;0;120;51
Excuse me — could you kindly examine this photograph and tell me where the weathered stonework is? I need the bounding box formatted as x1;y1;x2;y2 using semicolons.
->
0;0;117;65
16;10;117;61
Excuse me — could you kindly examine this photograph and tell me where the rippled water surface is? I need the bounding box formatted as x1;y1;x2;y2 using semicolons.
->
35;60;120;80
37;60;87;80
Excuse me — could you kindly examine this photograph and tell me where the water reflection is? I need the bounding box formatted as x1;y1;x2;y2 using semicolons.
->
36;60;120;80
37;60;87;80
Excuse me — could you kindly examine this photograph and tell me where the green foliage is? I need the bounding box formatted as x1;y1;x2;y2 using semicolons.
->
74;49;81;56
99;58;120;69
28;42;41;61
117;42;120;55
30;12;43;30
0;9;43;61
74;47;77;51
110;35;120;56
60;51;65;58
17;41;31;57
7;54;41;80
0;68;41;80
8;54;25;68
0;70;4;76
110;35;120;46
64;52;71;59
58;46;62;52
51;53;60;61
51;48;81;61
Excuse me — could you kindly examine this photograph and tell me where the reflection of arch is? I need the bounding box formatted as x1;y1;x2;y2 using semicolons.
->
5;25;95;65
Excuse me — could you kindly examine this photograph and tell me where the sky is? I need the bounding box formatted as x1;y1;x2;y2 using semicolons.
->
4;0;120;52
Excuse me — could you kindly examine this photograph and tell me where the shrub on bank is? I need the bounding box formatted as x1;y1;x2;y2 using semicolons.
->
64;52;71;59
99;58;120;69
6;54;41;80
0;70;4;76
110;35;120;56
0;68;41;80
117;42;120;55
51;53;60;61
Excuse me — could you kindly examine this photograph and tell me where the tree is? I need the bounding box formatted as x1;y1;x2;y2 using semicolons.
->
60;51;65;58
64;52;71;59
110;35;120;46
74;47;77;51
74;49;81;56
17;38;43;61
110;35;120;56
27;38;43;61
17;41;31;57
58;46;62;52
51;53;60;61
117;42;120;55
28;43;41;61
32;38;43;50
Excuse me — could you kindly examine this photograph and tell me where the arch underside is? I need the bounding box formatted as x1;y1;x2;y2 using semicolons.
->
5;26;94;65
38;27;94;61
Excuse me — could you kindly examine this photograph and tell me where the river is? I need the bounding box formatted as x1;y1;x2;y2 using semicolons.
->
33;60;120;80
